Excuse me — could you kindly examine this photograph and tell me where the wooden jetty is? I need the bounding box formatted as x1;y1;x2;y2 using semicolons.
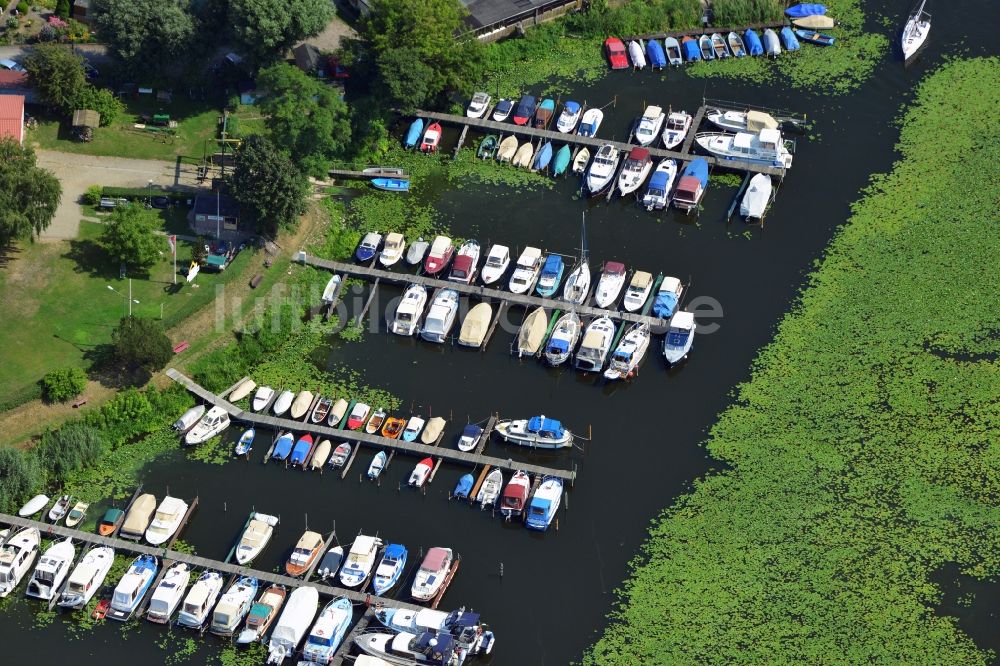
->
327;167;409;180
167;368;577;483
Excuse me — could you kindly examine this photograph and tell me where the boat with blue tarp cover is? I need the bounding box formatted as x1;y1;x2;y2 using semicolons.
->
646;39;666;68
271;432;294;461
785;3;826;17
403;118;423;149
652;276;684;319
453;474;474;499
290;434;313;466
457;424;484;453
744;29;764;56
495;416;573;449
533;141;553;171
682;36;700;61
781;26;801;51
526;477;563;531
512;94;536;126
535;255;565;297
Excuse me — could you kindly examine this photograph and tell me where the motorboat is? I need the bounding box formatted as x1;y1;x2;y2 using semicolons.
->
310;438;332;468
273;390;294;416
618;146;653;195
330;443;352;468
253;386;275;411
286;531;324;577
781;26;802;51
145;495;188;546
420;288;459;343
647;38;666;68
763;28;782;56
533;98;555;129
508;247;543;294
711;32;730;58
453;474;474;500
355;631;462;666
321;275;341;304
745;29;764;56
532;141;553;171
347;403;371;430
311;397;332;424
59;546;114;609
423;236;455;276
327;398;349;427
552;144;572;176
653;276;684;319
556;101;581;133
496;135;518;162
301;597;353;663
356;232;383;262
177;570;224;629
465;92;491;118
65;500;89;527
382;417;406;439
419;122;442;152
661;110;692;149
516;307;548;358
480;244;509;284
107;554;158;621
17;494;49;518
120;493;156;540
634;106;665;147
367;451;387;480
97;508;124;536
623;271;654;312
371;544;408;596
728;31;747;56
494;416;573;449
172;405;205;432
237;584;286;645
901;0;931;60
500;471;531;519
184;405;230;445
290;390;314;419
477;134;498;159
376;607;496;658
26;537;74;600
577;108;603;137
672;158;709;212
456;424;484;453
235;512;279;565
794;28;835;46
48;494;72;522
271;432;294;461
585;144;620;195
663;310;697;366
512;94;536;125
379;232;406;267
391;284;428;336
544;312;581;366
491;99;512;122
664;37;683;65
476;469;503;509
604;323;650;380
411;547;453;601
408;457;434;487
403;118;423;149
339;535;383;588
146;562;191;623
371;179;409;194
642;159;678;210
594;262;627;308
210;576;259;636
535;255;564;298
421;417;447;445
563;261;591;305
706;108;778;133
511;142;534;168
406;238;429;265
235;428;255;455
682;35;701;62
266;586;319;664
575;316;615;372
457;302;492;347
401;417;425;442
0;527;39;597
628;40;646;68
604;37;628;69
740;173;772;220
695;129;793;169
447;240;480;284
290;433;315;467
699;34;714;60
316;546;345;582
526;477;563;531
572;147;590;174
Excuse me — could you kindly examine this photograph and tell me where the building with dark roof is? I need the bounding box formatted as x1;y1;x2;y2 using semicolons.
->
461;0;581;37
189;191;242;240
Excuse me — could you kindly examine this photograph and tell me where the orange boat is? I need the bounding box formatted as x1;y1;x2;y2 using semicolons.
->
285;531;324;577
381;417;406;439
97;508;123;536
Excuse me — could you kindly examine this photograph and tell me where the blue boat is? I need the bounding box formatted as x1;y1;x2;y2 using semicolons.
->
533;141;553;171
744;29;764;56
371;177;410;192
403;118;423;149
780;26;801;51
107;555;159;621
552;144;571;176
235;428;254;456
682;38;701;61
785;3;826;18
525;477;562;531
271;432;294;461
371;543;407;596
453;473;474;499
535;255;564;297
794;29;836;46
646;39;666;68
290;434;313;466
301;597;353;663
355;232;382;262
367;451;387;480
512;94;536;126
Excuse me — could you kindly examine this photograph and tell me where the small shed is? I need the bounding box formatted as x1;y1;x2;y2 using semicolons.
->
292;43;321;74
72;109;101;142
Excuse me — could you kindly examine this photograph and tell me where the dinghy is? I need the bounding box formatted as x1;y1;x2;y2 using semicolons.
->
365;410;386;435
516;307;548;358
379;232;406;267
327;398;348;427
628;40;646;68
556;101;581;133
286;531;324;577
781;26;801;51
552;144;572;176
575;316;616;372
661;110;692;149
411;547;454;601
512;142;534;168
604;323;650;380
594;262;627;308
403;118;423;149
173;405;205;432
652;276;684;319
496;135;518;162
253;386;274;411
235;428;255;455
699;34;714;60
267;586;319;664
65;501;89;527
405;238;429;265
728;32;746;57
476;469;504;508
329;443;352;468
458;302;492;347
371;545;407;596
477;134;498;159
367;451;387;480
664;37;683;65
311;397;332;424
740;173;772;220
456;425;484;453
401;417;425;442
642;159;678;210
18;494;49;517
634;105;665;147
491;99;512;122
495;416;573;449
646;39;666;69
526;477;563;531
146;562;191;623
309;440;332;468
421;417;447;445
794;29;835;46
408;457;434;487
371;177;409;192
663;310;696;366
500;471;531;519
97;508;123;536
793;14;834;29
290;390;314;420
618;146;653;195
532;141;553;171
711;33;729;58
237;584;286;645
545;312;582;366
763;29;782;57
321;276;341;303
272;390;294;416
901;0;930;61
453;474;474;500
235;513;278;565
571;147;591;174
577;109;603;137
380;417;404;440
347;403;371;430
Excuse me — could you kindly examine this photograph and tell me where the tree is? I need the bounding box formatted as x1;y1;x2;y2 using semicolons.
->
258;63;351;175
229;134;309;236
75;85;125;126
111;316;173;372
375;46;436;113
37;423;107;481
0;447;43;514
100;204;161;271
91;0;195;73
228;0;333;64
56;0;70;18
41;366;88;402
0;140;61;245
22;43;88;113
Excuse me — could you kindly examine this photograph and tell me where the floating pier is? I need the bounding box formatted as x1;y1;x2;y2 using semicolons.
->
326;167;409;180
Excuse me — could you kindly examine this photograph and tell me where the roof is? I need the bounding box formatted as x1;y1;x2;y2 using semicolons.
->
0;94;23;144
631;271;652;287
462;424;483;437
0;70;27;89
564;101;580;113
734;132;753;149
670;310;696;330
759;127;781;144
460;0;558;29
604;261;626;274
528;416;563;434
628;147;650;161
661;276;682;292
192;192;239;218
541;254;563;273
643;106;662;118
351;535;378;553
676;176;701;195
421;547;451;570
72;109;101;128
293;43;321;72
747;110;778;131
384;232;403;245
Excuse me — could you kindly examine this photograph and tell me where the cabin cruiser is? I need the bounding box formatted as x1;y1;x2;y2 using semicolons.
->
379;232;406;266
235;512;279;565
26;537;74;600
355;631;463;666
210;576;259;636
500;471;531;519
391;284;428;336
267;586;319;664
411;547;453;602
302;597;353;663
574;316;615;372
108;554;158;621
59;546;114;609
177;570;224;629
618;147;653;195
286;531;324;577
604;323;650;380
494;416;573;449
526;477;563;531
642;159;678;210
339;535;383;589
544;312;581;366
652;276;684;319
508;246;543;294
706;108;778;134
237;584;286;645
480;244;509;284
465;92;491;118
577;108;603;137
456;424;483;452
594;262;627;308
663;310;697;366
376;608;496;659
447;240;480;284
371;544;408;596
419;288;459;343
184;405;230;445
634;105;666;146
146;562;191;623
145;495;188;545
423;236;455;276
556;101;582;133
695;129;793;169
661;110;693;149
585;144;620;194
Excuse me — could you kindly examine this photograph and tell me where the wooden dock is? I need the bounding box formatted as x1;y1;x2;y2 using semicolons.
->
167;369;577;482
327;167;409;180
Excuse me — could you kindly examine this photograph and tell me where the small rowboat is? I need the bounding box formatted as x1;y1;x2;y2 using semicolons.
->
727;31;746;57
794;29;836;46
235;428;255;455
92;598;110;620
477;135;498;159
381;417;405;440
699;34;714;60
792;14;835;29
229;378;256;402
310;397;332;424
330;443;352;468
49;494;72;522
365;409;387;435
371;178;410;192
571;147;590;174
367;451;387;480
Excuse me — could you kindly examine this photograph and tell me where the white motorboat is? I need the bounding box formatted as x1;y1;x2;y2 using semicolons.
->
633;105;665;146
585;144;620;195
177;570;224;629
628;40;646;68
267;586;319;664
405;238;429;265
661;110;692;149
401;416;425;442
59;546;114;609
48;494;72;522
321;275;341;303
508;246;542;294
594;262;627;308
618;147;653;195
574;316;616;372
379;232;406;267
210;575;258;636
706;108;778;134
555;101;582;133
17;495;49;518
577;108;603;137
740;173;772;220
491;98;512;122
419;288;459;343
184;405;230;445
563;261;591;305
235;512;279;565
901;0;930;61
411;547;453;601
172;405;205;432
604;323;650;380
390;284;428;336
695;129;793;169
145;496;188;545
339;535;383;589
408;457;434;487
447;240;480;285
272;390;294;416
465;92;491;118
494;415;573;449
65;500;88;528
146;562;191;623
480;244;509;284
25;537;74;600
663;310;696;366
475;469;503;508
301;597;353;663
516;306;548;358
526;477;563;531
642;159;678;210
572;147;591;174
544;312;581;366
355;631;462;665
457;302;492;347
252;386;274;411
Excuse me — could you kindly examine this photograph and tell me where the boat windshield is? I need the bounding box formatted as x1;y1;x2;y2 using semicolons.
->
308;634;334;647
397;312;412;322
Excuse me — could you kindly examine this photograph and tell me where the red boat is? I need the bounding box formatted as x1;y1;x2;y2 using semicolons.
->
347;402;371;430
604;37;628;70
423;236;455;275
92;598;110;620
419;122;442;153
500;470;531;519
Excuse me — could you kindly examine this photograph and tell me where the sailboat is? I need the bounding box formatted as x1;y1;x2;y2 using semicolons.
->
563;214;591;306
901;0;930;61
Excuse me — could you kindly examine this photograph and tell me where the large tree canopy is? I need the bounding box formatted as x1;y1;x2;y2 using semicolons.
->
112;316;173;373
91;0;196;71
229;134;308;236
0;141;61;245
228;0;333;64
22;44;88;113
100;204;162;272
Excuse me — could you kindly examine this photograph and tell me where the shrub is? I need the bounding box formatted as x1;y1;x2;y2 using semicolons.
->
75;85;125;126
0;448;44;513
38;23;57;42
16;2;28;14
37;423;107;481
40;366;88;402
83;184;102;205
